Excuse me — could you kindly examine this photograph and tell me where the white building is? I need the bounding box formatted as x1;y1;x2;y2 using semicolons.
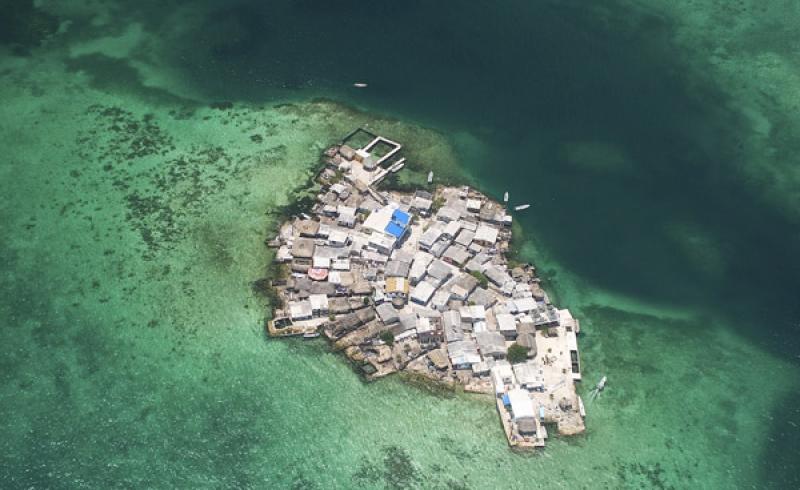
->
410;281;436;306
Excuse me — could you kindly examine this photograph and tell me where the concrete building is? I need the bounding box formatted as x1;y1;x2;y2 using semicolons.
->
476;331;507;358
410;280;436;306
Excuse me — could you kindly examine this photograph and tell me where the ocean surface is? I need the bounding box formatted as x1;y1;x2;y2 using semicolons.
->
2;0;799;488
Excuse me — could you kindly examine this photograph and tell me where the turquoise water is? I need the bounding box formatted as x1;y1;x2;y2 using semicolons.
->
2;1;799;488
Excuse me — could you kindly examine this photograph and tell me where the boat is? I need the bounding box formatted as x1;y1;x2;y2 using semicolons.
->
353;82;368;88
303;331;320;339
596;376;607;391
514;204;530;211
427;171;433;183
578;396;586;418
503;191;509;203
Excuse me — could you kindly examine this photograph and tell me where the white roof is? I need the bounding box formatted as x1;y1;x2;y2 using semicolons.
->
309;294;329;310
312;256;331;268
332;258;350;270
431;288;452;309
496;313;517;332
508;388;536;419
474;224;499;244
512;297;537;313
459;304;486;321
337;205;356;217
443;220;461;237
289;301;312;320
368;233;396;252
410;281;436;305
416;317;434;333
363;205;396;234
466;198;482;211
329;230;348;244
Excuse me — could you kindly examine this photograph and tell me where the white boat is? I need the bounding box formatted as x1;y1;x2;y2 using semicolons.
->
503;191;509;203
427;171;433;183
353;82;368;88
596;376;607;391
578;396;586;417
514;204;530;211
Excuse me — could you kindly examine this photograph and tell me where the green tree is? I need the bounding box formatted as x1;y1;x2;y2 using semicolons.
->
470;270;489;289
379;330;395;346
507;343;529;364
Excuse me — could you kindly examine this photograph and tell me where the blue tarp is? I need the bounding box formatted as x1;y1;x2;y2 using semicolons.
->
385;221;406;239
502;394;510;406
391;209;410;226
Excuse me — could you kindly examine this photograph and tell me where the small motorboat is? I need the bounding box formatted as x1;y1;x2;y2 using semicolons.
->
353;82;368;88
578;396;586;417
596;376;607;391
514;204;530;211
503;191;509;203
427;171;433;183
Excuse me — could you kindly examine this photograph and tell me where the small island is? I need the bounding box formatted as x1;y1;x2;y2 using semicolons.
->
266;128;585;448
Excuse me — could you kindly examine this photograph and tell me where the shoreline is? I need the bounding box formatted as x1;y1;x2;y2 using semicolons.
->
263;129;586;449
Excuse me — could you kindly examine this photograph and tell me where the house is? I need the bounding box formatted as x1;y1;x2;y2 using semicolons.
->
288;300;313;321
466;198;482;212
411;191;433;215
443;220;461;239
491;361;516;389
376;302;400;325
409;252;433;285
509;296;537;314
495;312;518;339
296;220;320;238
429;240;449;258
442;310;463;342
514;363;544;391
442;244;470;267
309;294;329;316
291;238;315;259
426;259;452;284
428;348;450;370
484;266;511;288
385;209;411;240
410;280;436;306
385;277;409;300
312;256;331;269
454;229;475;248
430;288;452;311
332;258;350;270
506;388;537;435
436;205;462;223
450;273;479;301
339;145;356;160
385;259;411;278
418;226;443;251
459;304;486;323
447;340;481;369
474;224;499;246
355;148;376;169
328;230;349;247
417;317;442;345
475;331;507;358
337;206;357;228
368;233;396;255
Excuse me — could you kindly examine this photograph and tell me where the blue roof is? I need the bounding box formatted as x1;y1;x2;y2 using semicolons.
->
385;221;406;239
391;209;410;226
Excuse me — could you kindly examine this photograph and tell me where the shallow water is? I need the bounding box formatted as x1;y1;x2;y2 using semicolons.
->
1;1;799;488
